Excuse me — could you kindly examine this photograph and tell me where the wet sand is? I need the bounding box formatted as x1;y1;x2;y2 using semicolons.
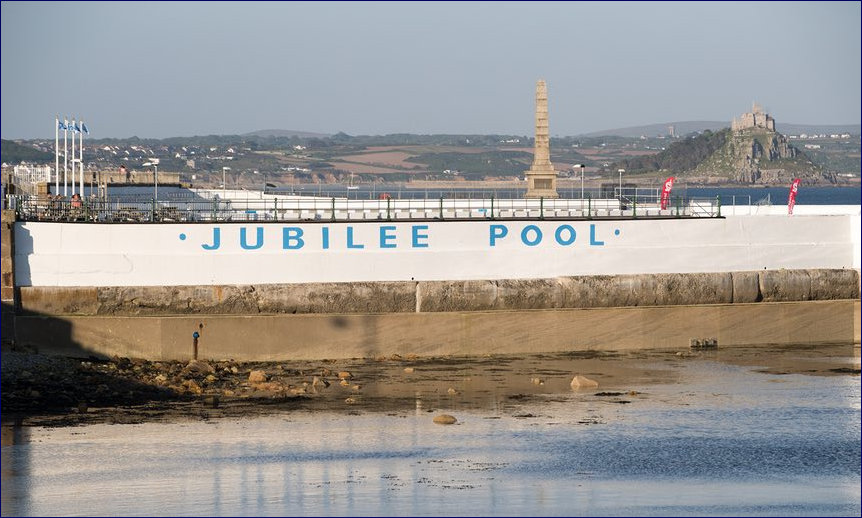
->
2;342;859;429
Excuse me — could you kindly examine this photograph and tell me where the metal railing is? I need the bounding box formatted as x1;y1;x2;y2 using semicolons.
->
7;192;722;223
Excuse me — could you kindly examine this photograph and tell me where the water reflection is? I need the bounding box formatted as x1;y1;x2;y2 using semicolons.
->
1;347;860;516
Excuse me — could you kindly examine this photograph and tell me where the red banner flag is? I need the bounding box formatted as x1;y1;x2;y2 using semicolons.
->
660;176;675;210
788;178;801;215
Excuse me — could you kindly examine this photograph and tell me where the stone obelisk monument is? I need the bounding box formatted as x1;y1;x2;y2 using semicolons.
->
525;79;558;198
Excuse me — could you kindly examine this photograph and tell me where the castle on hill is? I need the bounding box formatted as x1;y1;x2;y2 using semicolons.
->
731;102;775;132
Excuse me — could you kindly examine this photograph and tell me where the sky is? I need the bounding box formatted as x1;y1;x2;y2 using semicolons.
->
1;1;860;139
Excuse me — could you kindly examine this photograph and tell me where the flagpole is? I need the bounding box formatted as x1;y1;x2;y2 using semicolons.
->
70;118;76;195
79;119;84;195
63;116;69;196
55;116;60;195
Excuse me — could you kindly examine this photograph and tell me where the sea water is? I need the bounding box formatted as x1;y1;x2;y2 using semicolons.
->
2;354;859;516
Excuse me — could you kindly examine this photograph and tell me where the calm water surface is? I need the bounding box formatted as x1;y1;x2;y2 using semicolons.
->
2;357;859;516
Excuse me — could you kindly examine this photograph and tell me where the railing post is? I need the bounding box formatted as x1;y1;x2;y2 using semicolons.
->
439;196;444;220
675;196;680;218
539;197;544;220
151;198;156;222
632;194;637;218
716;195;721;218
587;194;592;220
490;195;494;219
386;196;391;220
331;197;336;222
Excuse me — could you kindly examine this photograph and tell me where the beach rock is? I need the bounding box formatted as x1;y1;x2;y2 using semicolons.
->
345;397;357;404
253;381;283;392
182;380;202;395
338;371;352;380
531;377;543;385
154;374;168;384
339;379;350;387
447;387;457;395
312;376;330;389
570;375;599;389
433;414;457;425
248;370;267;383
403;367;415;374
203;395;219;408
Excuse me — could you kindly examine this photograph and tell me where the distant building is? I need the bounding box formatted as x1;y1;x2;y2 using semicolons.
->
731;102;775;132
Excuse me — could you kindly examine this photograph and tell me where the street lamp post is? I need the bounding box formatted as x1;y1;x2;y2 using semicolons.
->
579;164;585;200
618;168;625;199
143;158;160;200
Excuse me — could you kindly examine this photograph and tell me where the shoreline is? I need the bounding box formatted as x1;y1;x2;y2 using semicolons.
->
3;342;859;429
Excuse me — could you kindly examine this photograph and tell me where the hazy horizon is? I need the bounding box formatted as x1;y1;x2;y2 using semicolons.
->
2;2;860;140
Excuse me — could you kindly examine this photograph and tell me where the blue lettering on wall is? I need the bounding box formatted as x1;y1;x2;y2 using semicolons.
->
321;227;330;250
347;227;364;249
555;224;576;245
590;224;604;246
412;225;429;248
489;224;508;246
202;227;221;250
240;227;264;250
521;225;542;246
282;227;305;249
380;226;397;248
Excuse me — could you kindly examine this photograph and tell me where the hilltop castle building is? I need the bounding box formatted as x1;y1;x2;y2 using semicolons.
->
732;102;776;132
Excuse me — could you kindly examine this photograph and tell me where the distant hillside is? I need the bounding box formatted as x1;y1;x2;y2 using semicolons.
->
1;139;53;164
773;123;860;136
582;121;860;138
611;126;832;184
581;121;727;138
694;127;825;183
244;129;331;138
611;129;730;173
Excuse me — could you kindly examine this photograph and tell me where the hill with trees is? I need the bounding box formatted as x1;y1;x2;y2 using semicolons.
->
1;139;53;163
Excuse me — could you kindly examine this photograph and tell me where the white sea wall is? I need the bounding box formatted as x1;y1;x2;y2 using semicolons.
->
14;213;858;287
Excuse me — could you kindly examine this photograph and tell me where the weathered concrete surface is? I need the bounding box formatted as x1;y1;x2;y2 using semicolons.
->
731;271;761;303
1;210;15;305
809;269;858;300
415;280;497;312
19;286;101;315
16;269;859;317
14;300;861;361
760;269;812;302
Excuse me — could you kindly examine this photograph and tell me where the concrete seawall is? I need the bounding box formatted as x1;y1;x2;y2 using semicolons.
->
14;301;861;361
11;268;860;361
17;269;860;316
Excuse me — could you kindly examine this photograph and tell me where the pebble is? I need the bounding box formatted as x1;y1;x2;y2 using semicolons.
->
570;375;599;389
433;414;457;425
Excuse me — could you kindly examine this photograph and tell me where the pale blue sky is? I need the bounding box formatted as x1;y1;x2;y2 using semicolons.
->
2;1;859;139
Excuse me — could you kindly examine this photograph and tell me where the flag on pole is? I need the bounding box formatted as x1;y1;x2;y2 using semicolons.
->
787;178;801;215
73;122;81;133
82;123;89;135
58;120;67;130
660;176;675;210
